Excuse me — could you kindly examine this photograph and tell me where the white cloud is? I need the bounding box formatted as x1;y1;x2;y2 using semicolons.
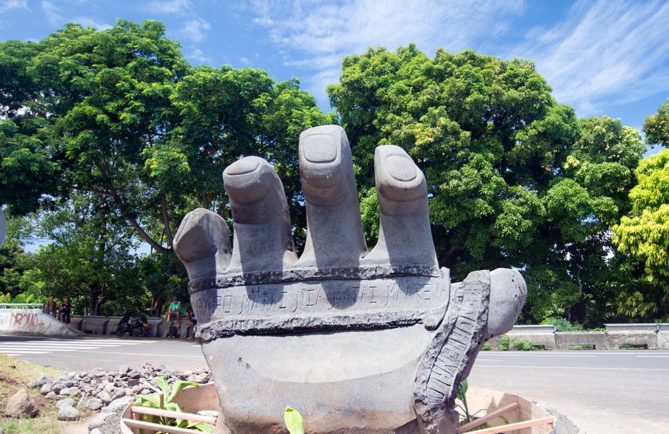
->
41;1;110;30
180;17;210;42
41;0;62;25
0;0;27;12
249;0;523;103
511;0;669;115
146;0;191;14
188;48;212;64
73;16;112;30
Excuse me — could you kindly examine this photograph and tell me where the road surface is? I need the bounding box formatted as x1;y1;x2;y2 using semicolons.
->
1;335;668;433
471;351;669;434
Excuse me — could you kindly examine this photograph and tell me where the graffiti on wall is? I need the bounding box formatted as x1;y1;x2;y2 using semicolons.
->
10;312;46;329
0;311;47;332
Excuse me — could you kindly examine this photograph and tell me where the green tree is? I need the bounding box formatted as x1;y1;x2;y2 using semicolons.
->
643;99;669;147
27;194;142;315
2;20;332;252
0;40;60;214
613;149;669;319
328;46;645;324
0;19;332;312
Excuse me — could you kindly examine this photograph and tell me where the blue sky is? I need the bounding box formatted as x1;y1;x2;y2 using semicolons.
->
1;0;668;131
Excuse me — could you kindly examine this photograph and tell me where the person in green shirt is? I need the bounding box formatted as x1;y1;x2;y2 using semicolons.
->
166;296;181;321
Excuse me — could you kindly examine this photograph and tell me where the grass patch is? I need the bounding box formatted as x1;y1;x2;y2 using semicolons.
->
0;354;65;434
497;335;542;351
1;417;65;434
0;354;60;403
568;344;595;350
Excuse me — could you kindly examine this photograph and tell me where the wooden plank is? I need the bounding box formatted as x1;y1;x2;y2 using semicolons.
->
122;418;205;434
460;402;520;432
130;406;217;424
469;416;556;433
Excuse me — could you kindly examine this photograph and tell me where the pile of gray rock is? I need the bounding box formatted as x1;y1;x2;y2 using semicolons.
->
28;363;211;422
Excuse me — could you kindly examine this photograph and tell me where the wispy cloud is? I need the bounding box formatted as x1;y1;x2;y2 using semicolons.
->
41;1;110;29
73;16;112;30
40;0;61;25
0;0;27;13
179;17;210;42
511;0;669;115
249;0;524;105
187;47;212;65
145;0;191;15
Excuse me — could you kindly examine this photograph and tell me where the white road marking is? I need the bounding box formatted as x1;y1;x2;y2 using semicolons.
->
0;338;156;356
477;364;669;371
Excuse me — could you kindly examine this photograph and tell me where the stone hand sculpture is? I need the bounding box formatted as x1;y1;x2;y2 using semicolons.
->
173;125;527;434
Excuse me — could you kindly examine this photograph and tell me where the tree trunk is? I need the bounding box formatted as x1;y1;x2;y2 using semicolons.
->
161;195;174;250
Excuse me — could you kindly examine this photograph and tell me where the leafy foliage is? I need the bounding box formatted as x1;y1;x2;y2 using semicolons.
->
134;376;213;433
328;45;645;324
0;20;331;313
643;99;669;147
613;148;669;318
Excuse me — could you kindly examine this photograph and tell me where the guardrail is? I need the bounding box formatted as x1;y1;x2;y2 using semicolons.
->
0;303;43;311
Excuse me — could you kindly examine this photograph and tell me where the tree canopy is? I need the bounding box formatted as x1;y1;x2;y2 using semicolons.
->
328;45;646;323
0;19;332;313
0;25;666;323
612;101;669;319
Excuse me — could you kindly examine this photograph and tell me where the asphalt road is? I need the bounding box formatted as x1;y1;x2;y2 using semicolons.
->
1;335;668;433
471;351;669;434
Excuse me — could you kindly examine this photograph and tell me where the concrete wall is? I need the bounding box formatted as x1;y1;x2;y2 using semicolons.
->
0;309;83;337
488;323;669;351
70;315;190;338
10;313;665;348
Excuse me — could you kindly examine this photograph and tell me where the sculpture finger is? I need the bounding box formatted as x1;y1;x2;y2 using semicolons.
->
296;125;367;268
223;156;297;273
363;145;438;269
486;268;527;339
173;208;231;283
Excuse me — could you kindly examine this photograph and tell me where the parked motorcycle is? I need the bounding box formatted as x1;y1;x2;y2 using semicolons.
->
115;312;150;337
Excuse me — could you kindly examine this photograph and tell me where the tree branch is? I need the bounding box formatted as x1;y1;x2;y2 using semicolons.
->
160;194;174;250
93;160;170;254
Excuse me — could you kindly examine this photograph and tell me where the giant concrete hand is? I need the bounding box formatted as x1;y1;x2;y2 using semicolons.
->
174;126;526;434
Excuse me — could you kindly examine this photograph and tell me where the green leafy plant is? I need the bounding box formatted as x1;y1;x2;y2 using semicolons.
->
499;335;511;351
496;335;540;351
134;376;213;433
541;317;584;332
284;407;305;434
510;338;539;351
456;379;488;427
456;379;472;423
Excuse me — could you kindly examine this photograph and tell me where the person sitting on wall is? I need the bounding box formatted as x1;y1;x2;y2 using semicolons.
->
167;318;180;339
59;296;72;324
185;310;197;339
166;296;181;322
43;295;57;317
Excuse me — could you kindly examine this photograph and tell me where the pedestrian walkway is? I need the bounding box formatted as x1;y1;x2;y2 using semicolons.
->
0;336;157;356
